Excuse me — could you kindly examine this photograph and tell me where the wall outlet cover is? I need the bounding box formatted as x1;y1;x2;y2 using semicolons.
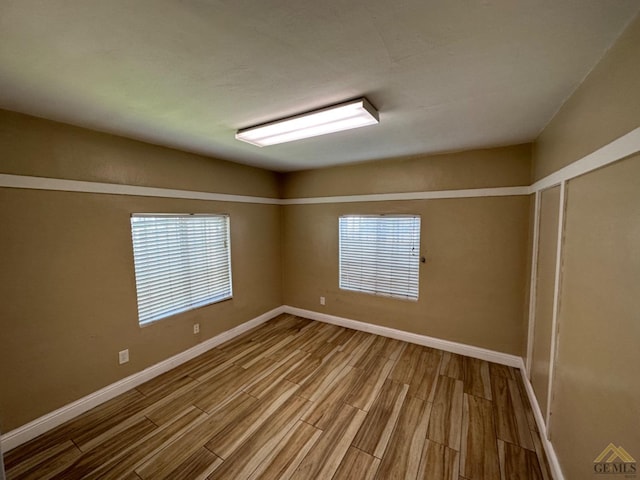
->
118;349;129;365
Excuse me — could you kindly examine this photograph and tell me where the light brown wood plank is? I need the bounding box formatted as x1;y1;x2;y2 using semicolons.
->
352;379;409;458
417;440;460;480
428;375;464;450
182;349;233;381
206;395;311;479
371;336;406;360
50;417;157;480
244;350;309;398
333;446;380;480
491;374;535;450
388;343;423;384
297;351;350;401
284;345;341;384
497;440;544;480
7;440;81;480
290;404;367;480
463;357;493;400
409;347;443;401
136;393;257;479
342;333;377;365
460;394;500;480
161;447;222;480
205;380;299;459
491;374;521;447
529;429;553;480
247;420;321;480
78;379;200;452
344;355;395;411
192;363;272;413
5;389;145;469
123;473;143;480
350;335;407;368
375;395;432;479
302;366;363;429
440;352;464;380
240;334;298;368
327;328;356;348
82;407;206;480
514;372;539;432
489;362;517;380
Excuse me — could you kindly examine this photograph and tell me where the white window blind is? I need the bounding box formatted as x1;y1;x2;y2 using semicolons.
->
130;214;232;325
339;215;421;300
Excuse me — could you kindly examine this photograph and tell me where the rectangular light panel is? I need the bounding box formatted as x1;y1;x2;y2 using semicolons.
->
235;98;379;147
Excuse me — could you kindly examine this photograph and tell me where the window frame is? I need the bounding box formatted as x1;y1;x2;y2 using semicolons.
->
130;213;233;326
338;214;421;301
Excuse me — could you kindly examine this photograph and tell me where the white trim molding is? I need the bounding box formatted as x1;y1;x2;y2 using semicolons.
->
0;174;282;205
530;126;640;193
525;190;541;376
518;358;565;480
1;128;638;207
281;186;530;205
545;180;566;432
0;306;285;452
283;306;522;368
0;173;531;205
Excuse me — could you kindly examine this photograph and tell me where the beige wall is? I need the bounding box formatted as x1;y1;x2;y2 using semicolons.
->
530;13;640;479
550;155;640;479
0;109;280;198
0;112;282;432
281;144;531;198
533;13;640;181
282;146;532;356
530;186;560;417
283;195;530;356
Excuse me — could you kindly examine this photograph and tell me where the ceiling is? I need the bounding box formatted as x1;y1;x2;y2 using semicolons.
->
0;1;638;172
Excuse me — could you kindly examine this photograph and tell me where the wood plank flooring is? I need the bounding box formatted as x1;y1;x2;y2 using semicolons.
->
5;314;552;480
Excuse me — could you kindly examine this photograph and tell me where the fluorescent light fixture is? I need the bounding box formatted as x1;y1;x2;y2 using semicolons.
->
235;98;379;147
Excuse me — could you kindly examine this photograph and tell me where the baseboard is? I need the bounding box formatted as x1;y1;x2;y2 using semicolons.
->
2;303;565;480
517;358;565;480
284;305;565;478
282;305;522;368
1;306;285;452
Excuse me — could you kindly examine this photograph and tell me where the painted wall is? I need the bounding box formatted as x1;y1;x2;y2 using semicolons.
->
533;14;640;181
282;144;531;198
530;13;640;479
550;155;640;479
0;111;282;432
281;147;532;356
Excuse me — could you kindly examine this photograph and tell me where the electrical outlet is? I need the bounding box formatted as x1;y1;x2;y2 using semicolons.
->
118;349;129;365
320;296;326;306
193;323;200;334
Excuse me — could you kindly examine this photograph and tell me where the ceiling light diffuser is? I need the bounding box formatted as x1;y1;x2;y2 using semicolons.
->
235;98;379;147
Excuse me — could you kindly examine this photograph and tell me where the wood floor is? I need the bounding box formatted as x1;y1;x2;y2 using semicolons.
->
5;315;552;480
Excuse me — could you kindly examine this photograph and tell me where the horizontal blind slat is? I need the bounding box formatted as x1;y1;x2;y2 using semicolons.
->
130;214;233;324
339;215;420;300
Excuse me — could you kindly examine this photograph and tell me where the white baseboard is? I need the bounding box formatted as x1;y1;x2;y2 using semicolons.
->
1;306;285;452
517;358;565;480
2;304;564;480
283;306;565;478
282;306;522;368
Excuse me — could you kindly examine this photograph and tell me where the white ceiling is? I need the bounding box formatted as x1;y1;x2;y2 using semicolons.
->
0;1;638;172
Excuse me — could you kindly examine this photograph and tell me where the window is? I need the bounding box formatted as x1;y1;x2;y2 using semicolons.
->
339;215;421;300
130;214;232;325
